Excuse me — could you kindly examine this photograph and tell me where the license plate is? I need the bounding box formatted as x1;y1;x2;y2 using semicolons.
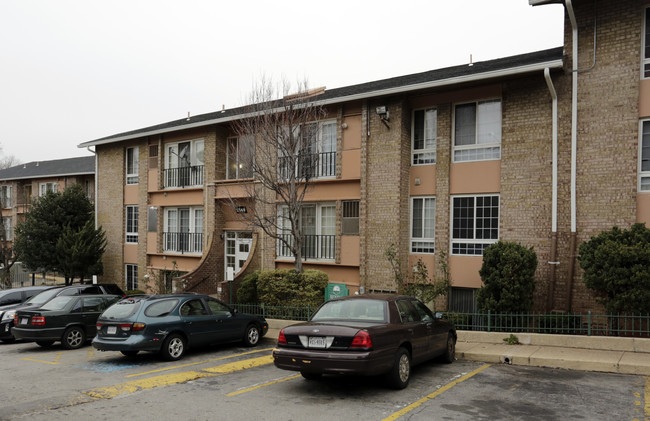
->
107;326;117;335
308;336;326;348
20;318;29;325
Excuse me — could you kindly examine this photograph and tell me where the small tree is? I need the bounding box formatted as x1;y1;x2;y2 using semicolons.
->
226;78;328;273
476;241;537;313
143;261;180;294
385;244;451;310
0;202;18;288
578;223;650;314
56;221;106;284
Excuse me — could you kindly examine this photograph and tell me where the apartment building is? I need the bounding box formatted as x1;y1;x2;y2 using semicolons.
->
79;0;648;313
0;156;95;244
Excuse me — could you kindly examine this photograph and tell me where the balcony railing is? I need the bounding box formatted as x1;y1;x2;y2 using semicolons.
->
277;233;335;260
164;165;204;188
278;151;336;180
163;232;203;254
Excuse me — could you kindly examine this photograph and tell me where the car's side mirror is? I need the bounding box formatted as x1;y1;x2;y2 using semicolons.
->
435;312;444;319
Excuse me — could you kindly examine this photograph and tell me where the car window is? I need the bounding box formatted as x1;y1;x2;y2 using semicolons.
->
25;288;61;305
206;298;231;316
144;299;179;317
58;288;81;296
396;300;420;323
79;286;102;295
102;284;126;296
0;291;22;306
101;298;142;319
41;296;76;311
180;299;208;316
311;299;387;322
411;300;434;322
82;297;104;312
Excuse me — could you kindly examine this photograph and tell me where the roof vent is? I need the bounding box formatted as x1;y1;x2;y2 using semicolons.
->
187;112;190;121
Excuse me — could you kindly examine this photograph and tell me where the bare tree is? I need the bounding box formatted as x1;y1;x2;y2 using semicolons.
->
0;202;18;288
0;144;20;170
226;78;328;273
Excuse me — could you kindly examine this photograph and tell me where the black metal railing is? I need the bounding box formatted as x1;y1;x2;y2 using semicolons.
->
278;151;336;180
163;232;203;254
277;233;335;260
163;165;204;188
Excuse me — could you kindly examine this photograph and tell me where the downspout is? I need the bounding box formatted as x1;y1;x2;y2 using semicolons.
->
87;146;98;229
565;0;578;312
544;68;559;312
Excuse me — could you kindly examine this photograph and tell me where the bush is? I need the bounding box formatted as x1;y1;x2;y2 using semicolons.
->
578;223;650;314
257;269;328;307
125;289;146;296
236;271;260;304
477;241;537;313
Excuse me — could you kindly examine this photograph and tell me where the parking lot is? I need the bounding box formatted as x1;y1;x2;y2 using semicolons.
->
1;338;647;421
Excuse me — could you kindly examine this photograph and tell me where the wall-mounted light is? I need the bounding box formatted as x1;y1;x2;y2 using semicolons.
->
341;123;348;129
376;106;390;128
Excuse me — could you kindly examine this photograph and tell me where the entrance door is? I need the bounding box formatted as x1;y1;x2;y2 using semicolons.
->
225;232;253;278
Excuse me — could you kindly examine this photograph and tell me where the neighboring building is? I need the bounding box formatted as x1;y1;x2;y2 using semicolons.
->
0;156;95;243
78;0;647;313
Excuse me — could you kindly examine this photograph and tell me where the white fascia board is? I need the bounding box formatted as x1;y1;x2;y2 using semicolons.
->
0;171;95;182
78;58;563;148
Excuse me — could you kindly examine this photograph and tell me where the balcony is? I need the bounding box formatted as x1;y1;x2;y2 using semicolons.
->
278;151;336;180
163;232;203;254
277;233;335;260
164;165;204;188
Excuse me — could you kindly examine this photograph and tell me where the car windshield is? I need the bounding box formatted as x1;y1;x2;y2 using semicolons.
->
40;296;75;311
100;298;142;319
311;299;387;323
24;288;60;305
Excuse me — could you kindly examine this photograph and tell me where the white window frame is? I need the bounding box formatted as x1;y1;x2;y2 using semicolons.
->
3;217;12;241
639;120;650;191
126;205;139;244
125;264;138;291
0;185;11;208
450;194;500;256
165;138;204;170
411;108;437;165
163;206;204;254
277;202;336;261
341;200;360;235
226;135;254;180
164;138;204;188
410;196;435;254
278;119;337;180
39;182;58;196
641;7;650;79
126;147;139;185
452;99;502;163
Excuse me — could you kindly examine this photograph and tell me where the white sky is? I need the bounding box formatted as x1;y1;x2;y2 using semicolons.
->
0;0;565;163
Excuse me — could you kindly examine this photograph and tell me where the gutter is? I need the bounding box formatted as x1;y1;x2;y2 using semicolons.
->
78;59;563;148
544;67;559;311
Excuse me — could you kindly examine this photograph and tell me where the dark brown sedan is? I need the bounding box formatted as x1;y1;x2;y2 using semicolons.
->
272;294;456;389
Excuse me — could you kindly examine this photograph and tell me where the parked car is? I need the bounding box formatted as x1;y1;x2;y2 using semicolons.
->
0;283;125;343
92;293;269;361
12;294;121;349
272;294;457;389
0;286;57;343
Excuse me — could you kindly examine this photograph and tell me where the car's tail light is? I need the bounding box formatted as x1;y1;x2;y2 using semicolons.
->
350;330;372;349
96;322;103;330
277;328;287;345
132;323;146;331
31;316;46;326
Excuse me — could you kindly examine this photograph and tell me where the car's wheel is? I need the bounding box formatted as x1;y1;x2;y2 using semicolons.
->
242;324;260;347
387;347;411;390
0;337;15;344
62;326;86;350
36;340;54;348
121;350;139;357
442;332;456;364
160;333;186;361
300;371;322;381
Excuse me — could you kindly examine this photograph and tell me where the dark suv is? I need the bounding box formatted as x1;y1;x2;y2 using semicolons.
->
1;283;125;343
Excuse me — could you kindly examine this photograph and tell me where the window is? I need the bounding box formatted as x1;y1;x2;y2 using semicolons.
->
165;139;204;188
148;206;158;232
164;206;203;253
642;7;650;78
449;287;477;313
227;135;254;180
640;120;650;191
126;264;138;291
0;185;11;208
224;231;253;279
412;108;436;165
342;200;360;235
453;100;501;162
278;120;337;180
277;203;335;260
126;206;138;244
3;217;11;241
451;195;499;255
39;182;58;196
411;197;435;253
126;147;139;185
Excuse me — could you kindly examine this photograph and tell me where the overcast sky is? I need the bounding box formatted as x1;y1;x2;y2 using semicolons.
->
0;0;565;164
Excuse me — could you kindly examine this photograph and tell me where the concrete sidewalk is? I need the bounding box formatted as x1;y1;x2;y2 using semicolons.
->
264;319;650;376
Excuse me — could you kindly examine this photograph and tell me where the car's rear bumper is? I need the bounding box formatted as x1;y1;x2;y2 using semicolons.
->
92;335;161;353
12;327;63;342
272;347;393;376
